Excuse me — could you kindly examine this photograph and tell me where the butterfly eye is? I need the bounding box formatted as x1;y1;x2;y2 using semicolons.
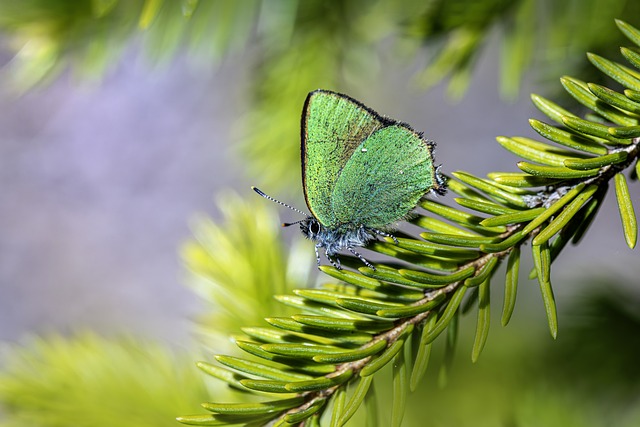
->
309;221;320;235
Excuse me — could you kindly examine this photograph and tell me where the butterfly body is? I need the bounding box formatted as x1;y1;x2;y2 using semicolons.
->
299;217;383;269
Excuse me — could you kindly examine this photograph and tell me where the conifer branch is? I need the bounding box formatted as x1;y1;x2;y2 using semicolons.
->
179;19;640;427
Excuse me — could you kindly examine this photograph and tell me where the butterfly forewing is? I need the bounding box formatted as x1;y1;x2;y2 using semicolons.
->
302;90;387;227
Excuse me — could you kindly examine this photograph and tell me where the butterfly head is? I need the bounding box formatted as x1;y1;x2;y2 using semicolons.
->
252;186;381;269
299;217;322;240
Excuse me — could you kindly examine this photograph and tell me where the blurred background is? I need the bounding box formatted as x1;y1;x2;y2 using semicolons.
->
0;1;639;426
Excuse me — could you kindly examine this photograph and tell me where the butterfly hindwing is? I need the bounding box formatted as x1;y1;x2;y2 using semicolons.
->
330;124;436;229
302;90;387;227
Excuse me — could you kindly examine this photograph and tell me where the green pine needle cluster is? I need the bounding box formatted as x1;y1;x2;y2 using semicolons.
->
0;334;209;427
410;0;640;98
0;0;257;90
179;20;640;427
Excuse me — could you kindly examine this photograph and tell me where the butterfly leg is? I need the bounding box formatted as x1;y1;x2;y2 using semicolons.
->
347;246;375;270
314;244;322;268
371;228;399;245
324;248;342;270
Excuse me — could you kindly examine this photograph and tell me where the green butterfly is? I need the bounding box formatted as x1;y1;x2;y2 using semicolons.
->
254;89;445;270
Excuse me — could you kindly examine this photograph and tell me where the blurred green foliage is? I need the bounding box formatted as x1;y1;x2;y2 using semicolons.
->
0;334;210;427
0;0;257;88
546;285;640;398
181;193;315;351
410;0;640;98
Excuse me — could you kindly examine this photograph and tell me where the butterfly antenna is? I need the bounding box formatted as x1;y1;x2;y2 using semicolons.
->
251;186;308;216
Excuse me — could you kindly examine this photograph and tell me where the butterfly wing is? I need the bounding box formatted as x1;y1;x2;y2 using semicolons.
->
330;124;437;229
302;90;387;227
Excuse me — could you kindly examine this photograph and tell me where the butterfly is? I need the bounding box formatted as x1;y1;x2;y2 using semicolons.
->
253;89;445;270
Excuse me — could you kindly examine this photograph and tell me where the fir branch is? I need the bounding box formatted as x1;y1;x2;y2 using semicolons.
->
180;19;640;427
